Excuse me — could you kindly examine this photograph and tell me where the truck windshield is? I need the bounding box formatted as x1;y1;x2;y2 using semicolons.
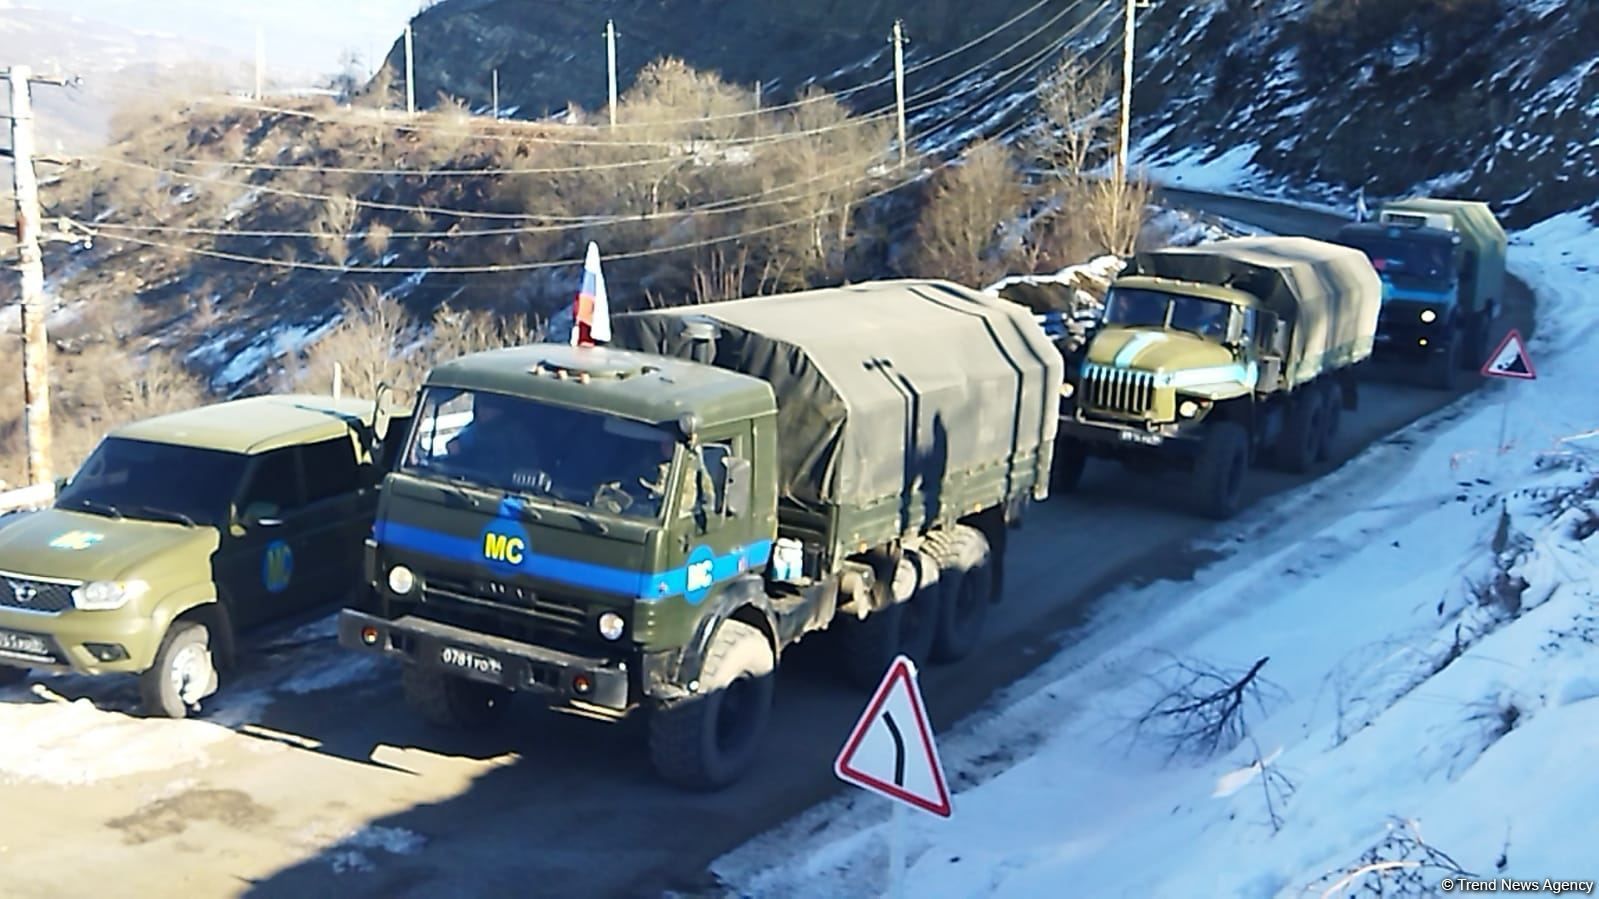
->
1103;288;1233;340
1344;235;1455;288
401;387;677;521
55;438;248;527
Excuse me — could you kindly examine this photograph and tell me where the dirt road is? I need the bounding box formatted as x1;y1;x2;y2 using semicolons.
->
0;192;1536;899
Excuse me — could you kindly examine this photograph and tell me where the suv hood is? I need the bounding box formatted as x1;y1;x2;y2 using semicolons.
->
0;508;217;582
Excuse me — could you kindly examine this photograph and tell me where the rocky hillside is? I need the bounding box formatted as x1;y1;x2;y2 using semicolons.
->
396;0;1597;225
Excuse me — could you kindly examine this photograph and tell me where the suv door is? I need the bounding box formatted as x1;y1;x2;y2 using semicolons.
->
296;434;371;610
217;447;304;631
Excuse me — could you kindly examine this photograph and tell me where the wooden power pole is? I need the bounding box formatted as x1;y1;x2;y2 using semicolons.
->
1118;0;1152;183
605;19;619;129
891;20;908;166
5;64;65;487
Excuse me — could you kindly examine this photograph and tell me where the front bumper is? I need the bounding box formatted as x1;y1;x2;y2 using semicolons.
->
338;609;632;713
1375;307;1450;361
0;607;159;675
1059;412;1204;458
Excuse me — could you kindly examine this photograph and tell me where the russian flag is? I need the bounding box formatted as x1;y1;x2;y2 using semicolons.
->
571;241;611;347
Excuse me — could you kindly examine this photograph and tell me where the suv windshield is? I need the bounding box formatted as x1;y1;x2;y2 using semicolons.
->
1103;287;1234;340
401;387;677;521
56;438;249;527
1344;234;1455;289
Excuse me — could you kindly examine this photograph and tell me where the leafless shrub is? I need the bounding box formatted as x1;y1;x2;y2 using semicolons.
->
363;221;395;258
296;284;420;401
905;140;1029;285
1133;655;1284;760
313;192;359;266
1302;817;1474;897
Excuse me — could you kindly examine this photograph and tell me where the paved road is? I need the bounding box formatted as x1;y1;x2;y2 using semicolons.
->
0;192;1536;899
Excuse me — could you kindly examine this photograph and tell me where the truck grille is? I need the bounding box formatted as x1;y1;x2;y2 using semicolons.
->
1081;365;1156;416
0;573;78;614
420;572;588;639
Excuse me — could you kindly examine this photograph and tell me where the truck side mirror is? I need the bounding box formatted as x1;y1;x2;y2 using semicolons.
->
52;476;67;494
724;457;752;517
1224;313;1245;348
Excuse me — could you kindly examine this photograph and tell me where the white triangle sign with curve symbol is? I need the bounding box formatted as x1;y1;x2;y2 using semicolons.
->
1481;328;1537;380
833;654;952;818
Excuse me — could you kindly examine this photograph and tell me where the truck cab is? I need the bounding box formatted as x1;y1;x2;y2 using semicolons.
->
341;346;780;755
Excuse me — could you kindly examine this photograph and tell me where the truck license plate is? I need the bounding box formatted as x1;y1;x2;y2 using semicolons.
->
440;645;503;677
1119;430;1164;446
0;629;49;657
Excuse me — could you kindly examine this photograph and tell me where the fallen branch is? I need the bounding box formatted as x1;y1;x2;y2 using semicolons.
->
1134;655;1280;760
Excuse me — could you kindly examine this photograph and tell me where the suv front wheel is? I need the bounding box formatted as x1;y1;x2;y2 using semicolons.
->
141;621;218;718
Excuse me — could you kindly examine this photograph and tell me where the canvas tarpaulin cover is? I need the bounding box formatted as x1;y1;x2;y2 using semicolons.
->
610;280;1062;510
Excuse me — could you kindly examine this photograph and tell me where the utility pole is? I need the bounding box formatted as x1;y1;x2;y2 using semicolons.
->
491;68;499;120
605;19;618;129
254;26;264;100
5;65;67;488
1117;0;1151;183
753;80;762;137
404;24;415;116
891;20;908;166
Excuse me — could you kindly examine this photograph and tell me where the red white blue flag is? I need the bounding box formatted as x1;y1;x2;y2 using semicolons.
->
571;241;611;347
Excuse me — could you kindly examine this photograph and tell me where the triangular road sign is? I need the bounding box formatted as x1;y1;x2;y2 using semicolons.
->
1481;328;1537;380
833;655;952;818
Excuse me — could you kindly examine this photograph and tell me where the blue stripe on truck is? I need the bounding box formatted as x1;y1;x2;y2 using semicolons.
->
375;520;772;602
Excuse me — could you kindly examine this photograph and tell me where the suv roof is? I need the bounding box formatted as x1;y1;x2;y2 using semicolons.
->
109;394;375;455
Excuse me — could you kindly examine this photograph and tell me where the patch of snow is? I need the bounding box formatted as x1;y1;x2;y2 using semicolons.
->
714;212;1599;896
294;822;428;875
1144;143;1262;193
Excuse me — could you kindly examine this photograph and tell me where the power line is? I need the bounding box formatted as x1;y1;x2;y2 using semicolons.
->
86;108;1045;277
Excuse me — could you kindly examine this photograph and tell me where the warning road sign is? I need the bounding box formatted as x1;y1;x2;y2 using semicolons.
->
833;655;952;818
1481;329;1536;380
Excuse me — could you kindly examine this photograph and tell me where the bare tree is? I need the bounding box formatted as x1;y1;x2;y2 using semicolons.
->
1304;817;1475;897
905;139;1029;286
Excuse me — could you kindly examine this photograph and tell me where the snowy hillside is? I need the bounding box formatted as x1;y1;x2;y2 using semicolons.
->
709;214;1599;896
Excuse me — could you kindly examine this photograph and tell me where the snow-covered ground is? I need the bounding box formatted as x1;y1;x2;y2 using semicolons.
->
711;213;1599;897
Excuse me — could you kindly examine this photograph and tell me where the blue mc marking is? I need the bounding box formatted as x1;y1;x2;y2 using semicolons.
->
376;518;772;603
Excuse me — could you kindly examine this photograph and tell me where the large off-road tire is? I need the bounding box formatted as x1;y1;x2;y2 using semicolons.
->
1459;312;1490;372
1316;378;1342;464
0;665;28;687
836;550;936;689
140;621;219;719
896;548;942;666
930;526;992;664
649;619;775;790
1273;386;1324;473
1194;422;1249;520
1427;328;1460;391
402;665;512;731
1051;438;1087;494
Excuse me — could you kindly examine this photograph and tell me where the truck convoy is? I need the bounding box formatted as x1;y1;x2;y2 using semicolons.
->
1334;198;1507;390
338;280;1060;789
1050;236;1381;519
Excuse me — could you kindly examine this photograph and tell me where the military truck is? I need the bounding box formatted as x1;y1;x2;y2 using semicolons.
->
0;394;407;716
1335;198;1507;390
1051;237;1381;519
337;280;1060;789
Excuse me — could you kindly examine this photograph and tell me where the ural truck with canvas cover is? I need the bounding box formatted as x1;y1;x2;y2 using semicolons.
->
1335;198;1507;390
1052;237;1381;519
337;280;1060;789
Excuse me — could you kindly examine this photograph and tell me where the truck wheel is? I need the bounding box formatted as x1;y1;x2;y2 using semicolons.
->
1194;422;1249;520
896;548;941;666
649;619;775;790
139;621;218;719
0;665;27;687
1427;330;1460;390
1273;387;1324;473
1458;315;1488;372
1051;438;1087;494
402;665;511;731
930;526;991;664
1316;379;1341;463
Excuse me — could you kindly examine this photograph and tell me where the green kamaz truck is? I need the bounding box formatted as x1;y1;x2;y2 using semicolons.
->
1051;236;1381;519
337;280;1060;789
1335;198;1507;390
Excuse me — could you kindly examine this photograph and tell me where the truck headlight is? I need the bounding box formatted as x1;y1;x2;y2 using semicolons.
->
1060;381;1075;399
1179;400;1200;418
597;611;625;641
1419;309;1437;323
71;579;148;611
387;565;415;595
